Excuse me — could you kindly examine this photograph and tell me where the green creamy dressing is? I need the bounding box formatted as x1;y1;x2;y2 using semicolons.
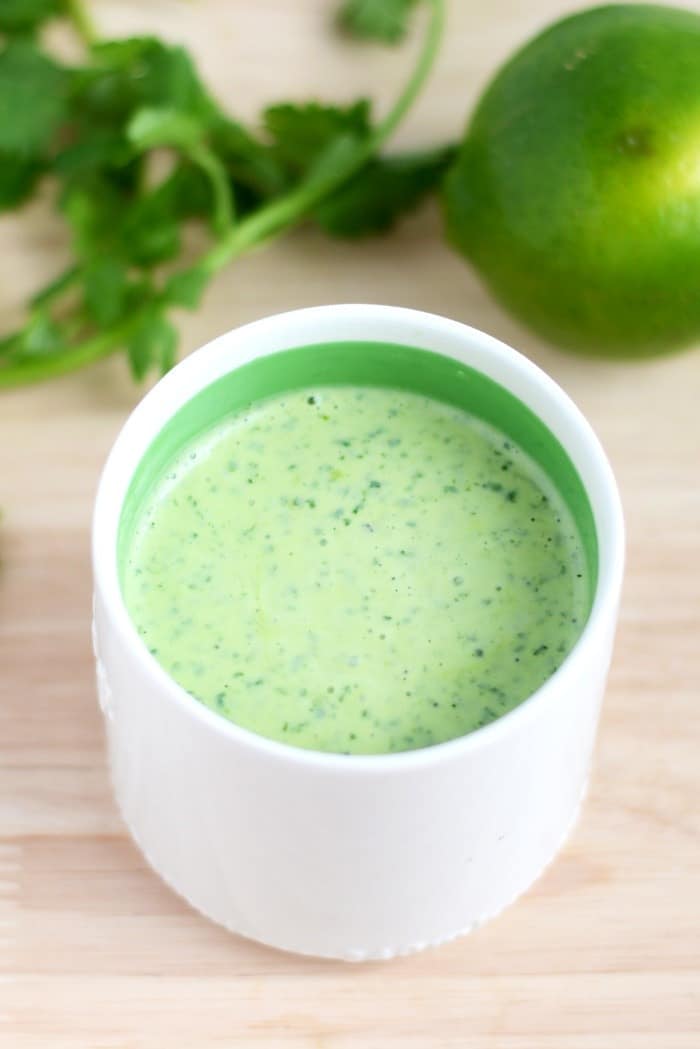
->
123;385;589;754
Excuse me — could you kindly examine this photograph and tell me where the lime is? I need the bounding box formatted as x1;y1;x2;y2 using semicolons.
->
443;5;700;356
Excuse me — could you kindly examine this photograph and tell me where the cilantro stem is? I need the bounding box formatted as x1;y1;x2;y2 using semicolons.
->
65;0;99;47
187;143;235;233
30;265;81;309
0;316;139;389
201;0;445;275
372;0;446;144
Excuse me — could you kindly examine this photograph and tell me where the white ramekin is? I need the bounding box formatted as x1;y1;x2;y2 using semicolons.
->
92;305;624;960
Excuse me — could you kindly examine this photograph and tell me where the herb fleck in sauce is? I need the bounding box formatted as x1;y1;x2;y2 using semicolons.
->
124;386;588;754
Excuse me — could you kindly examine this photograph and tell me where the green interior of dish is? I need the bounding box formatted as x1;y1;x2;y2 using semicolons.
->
118;340;598;604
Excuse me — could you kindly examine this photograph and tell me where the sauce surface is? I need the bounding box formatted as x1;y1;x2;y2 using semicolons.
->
123;385;588;754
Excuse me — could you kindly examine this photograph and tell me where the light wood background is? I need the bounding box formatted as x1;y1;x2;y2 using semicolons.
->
2;2;699;1045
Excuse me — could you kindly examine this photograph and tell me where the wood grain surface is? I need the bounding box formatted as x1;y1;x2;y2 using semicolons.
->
2;2;699;1045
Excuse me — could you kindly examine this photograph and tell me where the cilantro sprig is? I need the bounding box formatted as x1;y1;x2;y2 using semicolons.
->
0;0;447;388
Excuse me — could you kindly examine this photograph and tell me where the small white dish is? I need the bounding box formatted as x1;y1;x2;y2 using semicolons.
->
92;305;624;960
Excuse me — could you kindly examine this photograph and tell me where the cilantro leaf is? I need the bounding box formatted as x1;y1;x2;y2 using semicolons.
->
0;40;68;154
337;0;420;43
119;164;227;262
314;144;454;236
53;132;132;178
60;177;125;255
126;107;203;152
264;100;371;176
0;0;62;33
128;311;177;380
210;118;286;201
83;257;128;326
157;318;178;374
121;189;181;266
87;38;219;126
0;152;43;210
165;266;209;309
154;163;212;220
61;165;202;268
18;311;64;356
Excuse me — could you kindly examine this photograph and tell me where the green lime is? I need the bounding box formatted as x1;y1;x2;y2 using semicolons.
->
443;4;700;356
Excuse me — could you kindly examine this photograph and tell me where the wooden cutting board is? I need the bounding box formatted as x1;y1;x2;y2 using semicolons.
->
2;2;699;1045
